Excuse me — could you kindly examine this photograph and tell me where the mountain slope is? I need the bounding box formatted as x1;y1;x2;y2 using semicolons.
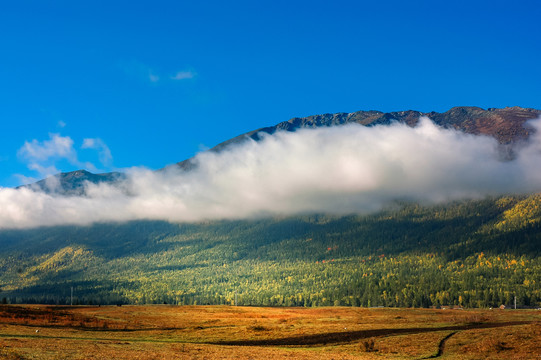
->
2;106;540;308
0;195;539;307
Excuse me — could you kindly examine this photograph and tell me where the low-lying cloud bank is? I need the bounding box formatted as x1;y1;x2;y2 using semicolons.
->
1;117;541;229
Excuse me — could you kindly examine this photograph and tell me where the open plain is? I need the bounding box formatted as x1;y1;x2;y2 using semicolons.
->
0;305;539;359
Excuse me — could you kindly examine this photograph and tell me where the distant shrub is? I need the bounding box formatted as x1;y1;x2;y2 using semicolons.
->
360;338;377;352
249;325;267;331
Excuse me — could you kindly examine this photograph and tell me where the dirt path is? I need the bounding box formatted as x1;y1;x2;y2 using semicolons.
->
424;331;458;358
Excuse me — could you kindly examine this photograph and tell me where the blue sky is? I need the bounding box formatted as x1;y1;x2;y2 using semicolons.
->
1;0;540;187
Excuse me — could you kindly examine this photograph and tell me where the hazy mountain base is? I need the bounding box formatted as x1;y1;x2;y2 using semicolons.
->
0;194;540;308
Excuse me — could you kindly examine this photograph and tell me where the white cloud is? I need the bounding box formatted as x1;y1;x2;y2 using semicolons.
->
17;134;79;178
122;60;160;84
122;60;195;83
82;138;113;167
28;163;60;177
198;143;211;152
14;174;39;186
16;134;114;182
18;134;77;163
2;117;541;229
171;70;196;80
148;73;160;83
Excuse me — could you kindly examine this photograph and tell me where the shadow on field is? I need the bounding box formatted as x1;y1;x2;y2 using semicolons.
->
211;321;532;347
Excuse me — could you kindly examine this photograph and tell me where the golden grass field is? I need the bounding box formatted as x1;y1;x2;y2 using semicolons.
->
0;304;539;359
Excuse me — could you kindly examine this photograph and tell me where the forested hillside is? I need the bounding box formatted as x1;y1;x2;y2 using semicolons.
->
1;194;539;308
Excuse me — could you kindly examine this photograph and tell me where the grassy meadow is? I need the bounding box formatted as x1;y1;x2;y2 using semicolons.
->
0;305;539;359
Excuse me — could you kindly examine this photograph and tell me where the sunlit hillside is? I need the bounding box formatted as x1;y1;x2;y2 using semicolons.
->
1;194;539;308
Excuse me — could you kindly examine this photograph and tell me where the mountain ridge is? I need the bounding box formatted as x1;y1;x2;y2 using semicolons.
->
204;106;540;154
177;106;540;170
17;170;125;196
